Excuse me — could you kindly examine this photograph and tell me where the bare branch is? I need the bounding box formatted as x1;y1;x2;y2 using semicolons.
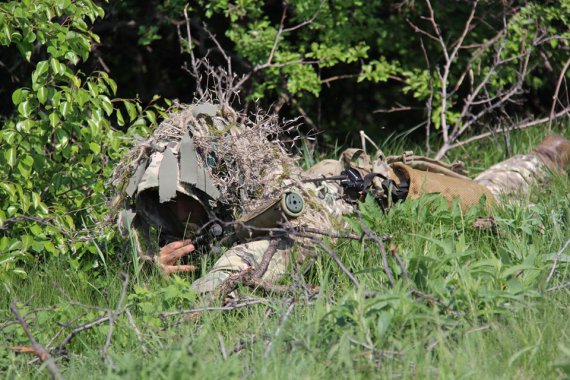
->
373;104;418;114
548;57;570;131
183;4;204;98
267;6;288;68
281;0;325;33
321;73;360;85
546;238;570;284
252;240;279;279
406;19;439;43
264;299;295;358
125;308;148;355
547;281;570;292
101;273;130;360
10;302;64;380
158;299;264;318
54;315;111;354
357;211;395;287
445;106;570;151
202;24;232;75
305;237;360;289
433;0;478;146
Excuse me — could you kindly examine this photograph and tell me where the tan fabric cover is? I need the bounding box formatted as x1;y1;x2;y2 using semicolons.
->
391;162;494;211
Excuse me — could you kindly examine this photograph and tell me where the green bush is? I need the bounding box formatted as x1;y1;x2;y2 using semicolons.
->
0;0;165;282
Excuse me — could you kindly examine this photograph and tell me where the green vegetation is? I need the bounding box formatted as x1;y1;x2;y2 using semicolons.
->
1;0;569;378
2;129;570;379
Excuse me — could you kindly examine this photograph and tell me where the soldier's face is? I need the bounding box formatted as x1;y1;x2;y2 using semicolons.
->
165;194;208;230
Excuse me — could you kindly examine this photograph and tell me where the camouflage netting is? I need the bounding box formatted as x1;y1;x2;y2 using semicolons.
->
111;93;299;218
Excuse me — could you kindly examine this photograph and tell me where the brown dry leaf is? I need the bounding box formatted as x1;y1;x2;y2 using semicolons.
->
8;346;47;361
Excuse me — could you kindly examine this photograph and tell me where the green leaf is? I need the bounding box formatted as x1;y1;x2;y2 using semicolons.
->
36;60;49;77
124;101;137;122
16;120;33;133
50;58;62;75
89;142;101;155
44;241;58;254
12;88;28;105
59;102;71;117
0;183;16;198
49;112;60;127
37;86;48;104
65;51;79;65
116;109;125;126
56;128;69;146
17;155;34;179
30;224;43;237
18;100;31;117
145;110;157;125
105;78;117;95
100;95;113;116
1;130;17;144
5;148;16;167
31;192;41;209
76;89;90;107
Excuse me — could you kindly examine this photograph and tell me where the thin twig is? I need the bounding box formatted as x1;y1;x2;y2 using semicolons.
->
101;273;130;360
264;300;295;358
392;251;409;281
252;240;279;279
547;281;570;292
548;57;570;131
183;4;205;98
46;311;90;350
445;107;570;151
360;220;395;287
218;334;228;360
359;130;380;154
308;237;360;288
125;308;148;355
321;73;359;85
426;0;478;147
54;315;111;354
281;0;325;33
10;302;64;380
159;299;264;318
546;238;570;283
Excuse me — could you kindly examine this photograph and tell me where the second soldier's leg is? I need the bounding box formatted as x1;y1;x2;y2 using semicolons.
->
475;135;570;198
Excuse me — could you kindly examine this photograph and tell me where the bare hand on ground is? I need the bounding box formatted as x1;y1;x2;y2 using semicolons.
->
157;239;197;274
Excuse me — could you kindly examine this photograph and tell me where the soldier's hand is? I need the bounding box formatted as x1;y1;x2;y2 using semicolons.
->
157;239;197;274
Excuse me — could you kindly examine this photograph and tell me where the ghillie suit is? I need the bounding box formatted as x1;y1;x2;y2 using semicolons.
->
112;101;291;243
111;93;351;289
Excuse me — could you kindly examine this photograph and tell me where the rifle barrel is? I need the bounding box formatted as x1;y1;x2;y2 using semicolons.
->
301;175;348;183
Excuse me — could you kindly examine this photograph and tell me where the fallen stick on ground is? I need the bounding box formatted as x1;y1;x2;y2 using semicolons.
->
10;301;63;380
159;298;265;318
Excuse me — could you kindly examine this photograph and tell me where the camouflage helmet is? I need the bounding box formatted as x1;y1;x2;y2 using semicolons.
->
121;103;226;239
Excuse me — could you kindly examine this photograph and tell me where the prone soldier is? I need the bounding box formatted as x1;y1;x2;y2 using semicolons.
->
113;102;570;294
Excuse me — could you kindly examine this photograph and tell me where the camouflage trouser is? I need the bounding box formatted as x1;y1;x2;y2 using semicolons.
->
474;153;548;198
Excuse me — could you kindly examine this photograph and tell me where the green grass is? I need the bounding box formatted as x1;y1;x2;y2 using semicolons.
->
2;127;570;379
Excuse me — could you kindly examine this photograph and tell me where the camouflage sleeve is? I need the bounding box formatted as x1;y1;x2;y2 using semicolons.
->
191;239;293;294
